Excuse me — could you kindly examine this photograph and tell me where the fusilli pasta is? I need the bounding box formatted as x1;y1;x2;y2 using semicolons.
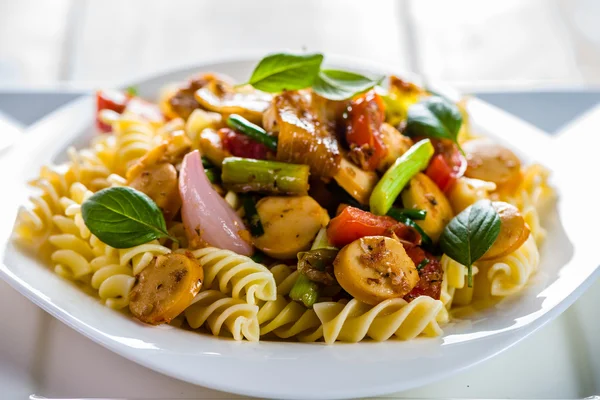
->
190;248;277;305
185;290;260;341
313;296;444;344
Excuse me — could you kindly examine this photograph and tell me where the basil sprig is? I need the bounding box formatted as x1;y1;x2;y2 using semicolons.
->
247;53;323;92
82;187;177;249
245;52;382;100
313;69;384;101
439;200;501;287
405;96;463;151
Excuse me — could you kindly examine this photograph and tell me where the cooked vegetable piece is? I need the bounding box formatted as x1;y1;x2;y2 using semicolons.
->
129;253;203;325
221;157;310;195
448;177;496;214
386;208;433;247
179;151;253;256
227;114;278;151
425;139;467;193
333;157;378;205
387;207;427;221
480;201;530;261
241;195;264;237
463;138;521;188
345;90;387;171
195;79;272;125
289;275;320;308
403;246;443;301
128;162;180;221
378;123;413;171
370;139;434;216
269;90;341;178
401;173;454;243
334;236;419;305
221;128;272;160
379;76;426;127
327;206;420;248
290;228;336;307
197;128;229;167
96;89;130;132
253;196;330;259
125;134;191;220
168;73;218;119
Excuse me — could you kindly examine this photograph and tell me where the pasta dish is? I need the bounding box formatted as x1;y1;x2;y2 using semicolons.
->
12;53;554;343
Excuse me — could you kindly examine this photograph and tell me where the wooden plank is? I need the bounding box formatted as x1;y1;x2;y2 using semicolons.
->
70;0;412;84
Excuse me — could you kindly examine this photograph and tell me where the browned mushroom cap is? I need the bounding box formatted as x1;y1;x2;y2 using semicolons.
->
463;138;521;187
129;253;203;325
194;79;272;125
128;162;181;221
480;201;530;261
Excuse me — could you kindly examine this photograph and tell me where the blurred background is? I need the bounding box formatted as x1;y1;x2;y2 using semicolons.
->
1;0;600;91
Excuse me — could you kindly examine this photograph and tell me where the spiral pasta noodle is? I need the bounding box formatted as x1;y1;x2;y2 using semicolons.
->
190;248;277;305
483;234;540;297
112;117;159;175
184;290;260;341
313;296;444;344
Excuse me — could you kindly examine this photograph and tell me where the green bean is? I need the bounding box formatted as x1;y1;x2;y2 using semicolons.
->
369;139;434;216
289;274;319;308
227;114;278;151
221;157;310;194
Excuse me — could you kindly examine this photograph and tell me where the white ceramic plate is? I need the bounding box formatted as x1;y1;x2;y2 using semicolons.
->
1;55;598;400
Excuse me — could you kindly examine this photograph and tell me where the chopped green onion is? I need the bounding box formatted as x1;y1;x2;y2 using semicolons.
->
221;157;310;195
416;258;430;271
205;168;219;184
387;207;427;221
241;195;264;237
369;139;434;216
227;114;278;151
202;156;214;168
387;212;433;247
289;274;319;308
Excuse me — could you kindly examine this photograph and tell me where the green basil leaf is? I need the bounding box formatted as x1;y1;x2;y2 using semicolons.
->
405;96;463;144
313;69;384;100
81;187;173;249
440;199;500;280
246;53;324;92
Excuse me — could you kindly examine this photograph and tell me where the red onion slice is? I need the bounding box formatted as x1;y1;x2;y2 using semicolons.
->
179;150;253;255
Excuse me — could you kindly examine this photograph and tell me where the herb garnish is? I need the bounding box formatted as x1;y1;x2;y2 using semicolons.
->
81;187;177;248
244;52;383;100
405;96;464;153
439;200;501;287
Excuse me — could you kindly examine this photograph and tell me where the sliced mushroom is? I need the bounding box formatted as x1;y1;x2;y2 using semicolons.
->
195;80;272;125
334;236;419;305
480;201;530;261
126;133;191;220
401;173;454;242
253;196;330;259
463;138;521;188
129;253;203;325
